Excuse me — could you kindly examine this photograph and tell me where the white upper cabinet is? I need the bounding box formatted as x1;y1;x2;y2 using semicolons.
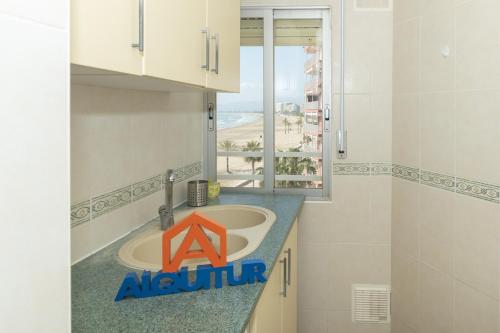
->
71;0;143;75
71;0;240;92
206;0;240;92
143;0;207;87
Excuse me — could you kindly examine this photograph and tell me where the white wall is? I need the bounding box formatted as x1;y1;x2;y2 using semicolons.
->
0;1;70;332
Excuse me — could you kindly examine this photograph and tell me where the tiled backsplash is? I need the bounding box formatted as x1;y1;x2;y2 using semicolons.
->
393;164;500;203
71;161;202;227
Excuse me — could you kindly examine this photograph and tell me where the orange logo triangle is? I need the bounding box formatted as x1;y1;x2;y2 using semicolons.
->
162;212;227;272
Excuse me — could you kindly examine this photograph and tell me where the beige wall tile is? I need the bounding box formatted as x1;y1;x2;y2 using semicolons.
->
298;202;336;244
326;310;390;333
392;1;500;332
391;252;419;330
418;186;454;274
455;0;500;46
394;20;420;93
420;0;454;16
455;0;500;90
327;244;391;310
71;85;134;196
418;263;454;333
72;204;133;263
394;0;422;23
391;319;417;333
70;219;93;263
392;179;420;258
70;93;93;203
369;176;392;244
419;92;455;174
299;243;333;310
393;94;419;166
453;195;499;299
369;94;393;162
130;110;168;179
338;94;372;162
130;191;163;230
455;90;500;185
299;309;328;333
454;281;499;333
420;11;455;92
71;85;204;261
331;176;377;244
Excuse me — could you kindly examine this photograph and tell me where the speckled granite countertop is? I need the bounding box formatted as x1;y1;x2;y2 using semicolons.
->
72;194;304;333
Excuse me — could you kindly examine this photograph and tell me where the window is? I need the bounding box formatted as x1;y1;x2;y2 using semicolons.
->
207;8;331;198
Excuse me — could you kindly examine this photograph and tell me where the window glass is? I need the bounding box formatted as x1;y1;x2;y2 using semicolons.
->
274;19;323;189
217;18;264;188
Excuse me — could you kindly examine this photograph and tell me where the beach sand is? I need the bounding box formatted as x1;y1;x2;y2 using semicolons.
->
217;114;307;187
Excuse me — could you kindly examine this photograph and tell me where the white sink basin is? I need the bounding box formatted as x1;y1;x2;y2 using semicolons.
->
118;205;276;271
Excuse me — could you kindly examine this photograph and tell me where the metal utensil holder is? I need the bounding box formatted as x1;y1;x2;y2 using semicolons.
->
187;180;208;207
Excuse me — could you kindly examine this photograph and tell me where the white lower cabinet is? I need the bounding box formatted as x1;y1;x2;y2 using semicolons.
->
247;219;298;333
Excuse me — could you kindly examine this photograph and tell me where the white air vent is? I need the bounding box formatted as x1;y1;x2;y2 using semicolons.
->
354;0;393;11
352;284;391;323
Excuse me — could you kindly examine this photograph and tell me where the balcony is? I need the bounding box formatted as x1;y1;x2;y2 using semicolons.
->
304;57;322;75
304;101;321;111
304;79;322;95
304;119;323;136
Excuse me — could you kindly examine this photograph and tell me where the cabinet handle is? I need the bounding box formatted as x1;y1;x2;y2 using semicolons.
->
201;28;210;71
285;248;291;286
131;0;144;52
280;257;287;297
211;33;220;75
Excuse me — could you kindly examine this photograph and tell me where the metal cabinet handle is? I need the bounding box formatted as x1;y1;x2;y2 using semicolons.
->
285;248;291;286
211;33;220;75
280;257;287;297
131;0;144;52
201;28;210;71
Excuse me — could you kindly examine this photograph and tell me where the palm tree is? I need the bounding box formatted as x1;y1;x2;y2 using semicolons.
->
218;140;238;173
275;148;317;188
295;117;303;133
302;134;313;145
255;166;264;188
242;140;262;187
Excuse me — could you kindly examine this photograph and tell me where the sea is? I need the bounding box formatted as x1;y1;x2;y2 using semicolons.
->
217;112;263;130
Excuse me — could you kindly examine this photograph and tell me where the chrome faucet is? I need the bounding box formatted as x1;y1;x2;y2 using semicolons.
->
159;169;175;230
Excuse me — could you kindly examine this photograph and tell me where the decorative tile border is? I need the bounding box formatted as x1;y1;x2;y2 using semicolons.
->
393;164;500;204
92;186;132;219
371;163;392;176
420;170;455;192
333;162;392;176
132;176;162;201
70;200;91;227
456;178;500;203
333;163;370;175
71;161;203;227
392;164;419;182
173;162;203;184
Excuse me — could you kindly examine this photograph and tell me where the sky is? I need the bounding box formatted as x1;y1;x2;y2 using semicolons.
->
217;46;308;112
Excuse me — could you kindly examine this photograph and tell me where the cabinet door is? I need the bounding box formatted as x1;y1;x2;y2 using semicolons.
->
282;220;298;333
71;0;143;75
143;0;207;86
206;0;240;92
254;255;283;333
